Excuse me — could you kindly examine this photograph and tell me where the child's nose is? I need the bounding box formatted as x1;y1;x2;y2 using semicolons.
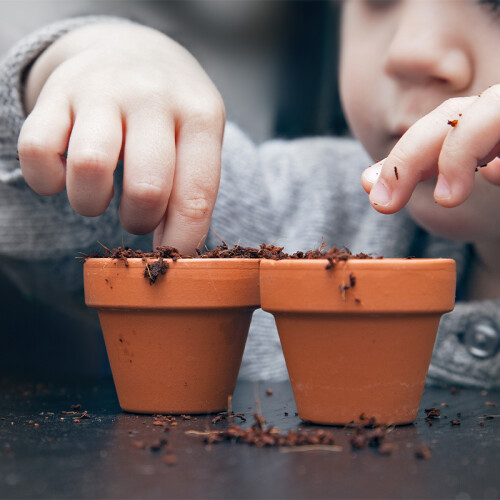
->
383;5;472;92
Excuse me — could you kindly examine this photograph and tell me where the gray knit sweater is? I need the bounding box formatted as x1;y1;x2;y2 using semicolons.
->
1;18;499;387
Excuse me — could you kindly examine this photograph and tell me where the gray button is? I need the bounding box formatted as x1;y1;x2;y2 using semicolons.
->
464;320;500;359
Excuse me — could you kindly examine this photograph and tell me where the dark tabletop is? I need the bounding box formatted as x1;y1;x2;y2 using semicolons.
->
0;377;499;500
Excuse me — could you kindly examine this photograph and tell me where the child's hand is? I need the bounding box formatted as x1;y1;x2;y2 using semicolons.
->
17;22;225;255
362;86;500;213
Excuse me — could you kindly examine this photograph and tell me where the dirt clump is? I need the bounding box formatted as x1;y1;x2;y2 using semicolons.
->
84;240;377;284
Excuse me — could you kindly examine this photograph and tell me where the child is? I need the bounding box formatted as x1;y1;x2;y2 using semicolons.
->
1;1;499;385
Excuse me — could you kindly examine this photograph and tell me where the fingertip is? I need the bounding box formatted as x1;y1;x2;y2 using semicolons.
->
18;98;71;195
433;174;474;208
118;206;162;236
156;232;206;256
433;174;452;202
369;179;392;208
369;200;397;214
433;196;459;209
72;188;114;218
18;145;68;195
361;178;371;194
362;162;382;189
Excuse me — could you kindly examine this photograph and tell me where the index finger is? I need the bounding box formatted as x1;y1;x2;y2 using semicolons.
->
153;117;223;255
366;96;476;214
438;85;500;205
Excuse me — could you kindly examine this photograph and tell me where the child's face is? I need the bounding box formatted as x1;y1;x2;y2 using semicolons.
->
339;0;500;240
340;0;500;160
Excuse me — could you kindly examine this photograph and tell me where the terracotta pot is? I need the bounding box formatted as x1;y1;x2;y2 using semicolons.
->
84;258;260;414
260;258;456;425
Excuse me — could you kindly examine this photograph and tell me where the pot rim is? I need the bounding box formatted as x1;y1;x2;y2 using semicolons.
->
260;257;455;269
260;258;456;314
84;257;261;310
84;257;261;270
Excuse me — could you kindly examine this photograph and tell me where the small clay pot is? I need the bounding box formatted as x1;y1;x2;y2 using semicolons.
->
260;258;456;425
84;258;260;414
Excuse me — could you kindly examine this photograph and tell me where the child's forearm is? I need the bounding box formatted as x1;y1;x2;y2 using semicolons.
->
466;242;500;301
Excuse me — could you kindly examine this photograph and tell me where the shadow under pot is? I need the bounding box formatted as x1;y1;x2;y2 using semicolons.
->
84;258;260;414
260;258;456;426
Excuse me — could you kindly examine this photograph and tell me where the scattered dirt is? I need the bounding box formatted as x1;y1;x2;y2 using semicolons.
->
11;388;483;465
144;258;168;285
425;408;441;419
339;272;356;295
424;407;441;426
152;415;177;427
199;242;287;260
86;241;375;263
349;426;387;450
84;241;378;284
203;413;336;448
211;410;246;424
346;415;396;455
282;243;376;271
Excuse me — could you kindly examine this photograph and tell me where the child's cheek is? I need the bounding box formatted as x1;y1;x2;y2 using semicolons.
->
340;78;363;135
407;182;488;242
340;65;380;159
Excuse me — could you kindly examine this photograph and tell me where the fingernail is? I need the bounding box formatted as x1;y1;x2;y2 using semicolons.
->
370;181;392;207
434;175;452;200
364;163;383;184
